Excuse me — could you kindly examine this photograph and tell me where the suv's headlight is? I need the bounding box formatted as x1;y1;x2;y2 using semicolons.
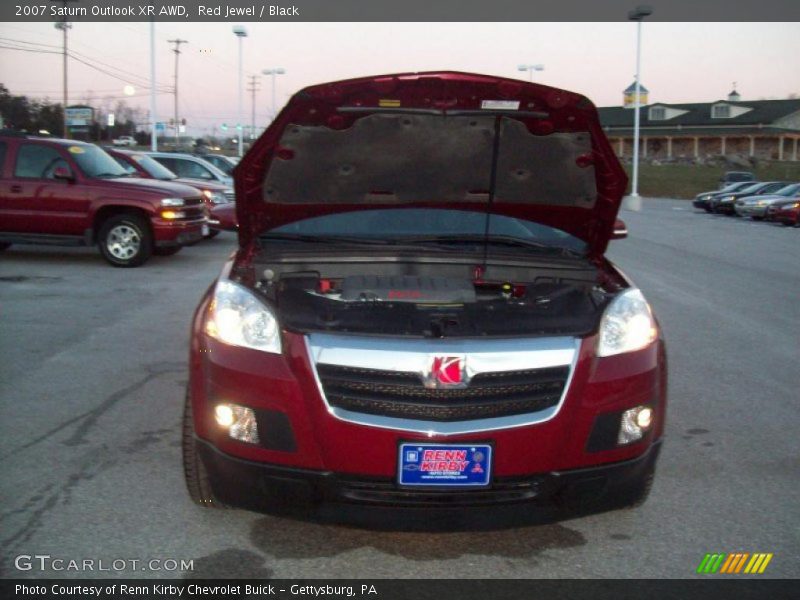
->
202;190;228;204
205;281;281;354
597;288;658;357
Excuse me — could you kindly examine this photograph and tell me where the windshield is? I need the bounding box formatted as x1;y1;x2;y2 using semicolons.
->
71;145;129;178
775;183;799;196
738;182;766;194
203;155;234;175
129;154;177;180
266;208;587;254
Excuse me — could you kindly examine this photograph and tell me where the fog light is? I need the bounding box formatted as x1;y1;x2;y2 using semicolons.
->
214;403;259;444
618;405;654;445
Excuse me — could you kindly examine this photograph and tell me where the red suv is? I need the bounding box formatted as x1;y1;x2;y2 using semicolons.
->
183;73;667;524
105;147;236;237
0;134;206;266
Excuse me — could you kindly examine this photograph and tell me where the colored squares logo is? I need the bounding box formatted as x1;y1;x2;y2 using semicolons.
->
697;553;773;574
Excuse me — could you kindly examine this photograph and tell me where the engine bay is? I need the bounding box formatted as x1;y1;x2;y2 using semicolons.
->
252;256;617;338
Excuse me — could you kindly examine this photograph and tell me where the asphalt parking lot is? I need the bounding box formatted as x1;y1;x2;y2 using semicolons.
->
0;199;798;579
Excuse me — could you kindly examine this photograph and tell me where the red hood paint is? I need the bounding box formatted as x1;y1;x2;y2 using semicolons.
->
235;72;628;256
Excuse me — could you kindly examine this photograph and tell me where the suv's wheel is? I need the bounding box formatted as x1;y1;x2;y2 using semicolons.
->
182;387;227;509
98;213;152;267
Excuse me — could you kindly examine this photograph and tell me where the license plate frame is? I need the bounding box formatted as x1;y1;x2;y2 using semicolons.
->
397;442;492;488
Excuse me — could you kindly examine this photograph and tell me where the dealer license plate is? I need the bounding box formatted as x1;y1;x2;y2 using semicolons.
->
398;443;492;487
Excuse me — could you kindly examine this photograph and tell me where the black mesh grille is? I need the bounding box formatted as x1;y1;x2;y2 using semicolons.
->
317;364;569;421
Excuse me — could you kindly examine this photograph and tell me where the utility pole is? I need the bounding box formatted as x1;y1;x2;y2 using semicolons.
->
167;38;188;148
246;75;261;140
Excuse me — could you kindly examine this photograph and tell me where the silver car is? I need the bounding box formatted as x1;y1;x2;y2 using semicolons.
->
734;183;800;219
147;152;234;189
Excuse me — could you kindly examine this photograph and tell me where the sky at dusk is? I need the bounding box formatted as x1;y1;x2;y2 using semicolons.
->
1;21;798;137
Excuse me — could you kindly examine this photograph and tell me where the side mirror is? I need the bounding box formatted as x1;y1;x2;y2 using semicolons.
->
612;219;628;240
53;166;75;182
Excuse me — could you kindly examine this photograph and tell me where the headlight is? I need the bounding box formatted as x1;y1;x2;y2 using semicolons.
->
202;190;228;204
161;197;185;207
721;195;735;202
205;280;281;353
756;200;768;206
597;288;658;357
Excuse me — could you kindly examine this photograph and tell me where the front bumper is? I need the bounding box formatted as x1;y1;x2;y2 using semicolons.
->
153;217;206;247
197;436;661;523
734;204;767;217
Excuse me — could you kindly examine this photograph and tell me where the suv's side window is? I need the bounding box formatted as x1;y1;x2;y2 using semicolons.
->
14;144;69;179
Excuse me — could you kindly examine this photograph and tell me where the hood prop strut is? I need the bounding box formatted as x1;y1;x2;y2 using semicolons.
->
481;115;503;272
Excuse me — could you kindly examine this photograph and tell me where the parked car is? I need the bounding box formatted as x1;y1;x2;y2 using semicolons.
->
197;153;237;176
112;135;137;147
206;200;238;232
105;148;235;236
693;181;758;212
734;183;800;220
718;170;755;189
765;197;800;226
710;181;792;215
182;72;667;523
0;134;206;266
148;152;233;187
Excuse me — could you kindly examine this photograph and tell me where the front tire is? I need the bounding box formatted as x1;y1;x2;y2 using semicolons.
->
98;213;153;267
182;387;227;509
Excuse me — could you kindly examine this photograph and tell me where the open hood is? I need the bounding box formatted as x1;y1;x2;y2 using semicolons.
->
236;72;627;256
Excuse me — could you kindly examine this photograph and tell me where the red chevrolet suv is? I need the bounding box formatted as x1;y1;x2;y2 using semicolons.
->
0;134;207;266
183;72;667;524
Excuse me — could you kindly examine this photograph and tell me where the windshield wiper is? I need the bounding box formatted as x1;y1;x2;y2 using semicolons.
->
261;233;392;245
259;233;454;252
95;172;129;178
399;235;586;257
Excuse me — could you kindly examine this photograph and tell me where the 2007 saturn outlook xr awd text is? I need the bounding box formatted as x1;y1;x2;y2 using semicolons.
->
182;72;667;525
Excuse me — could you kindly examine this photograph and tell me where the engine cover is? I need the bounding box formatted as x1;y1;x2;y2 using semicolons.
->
339;275;476;304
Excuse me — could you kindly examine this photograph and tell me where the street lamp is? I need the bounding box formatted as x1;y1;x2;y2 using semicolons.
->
517;64;544;82
232;25;248;157
627;5;653;210
262;68;286;124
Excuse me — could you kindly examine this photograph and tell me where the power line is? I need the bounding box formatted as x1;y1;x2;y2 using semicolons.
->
0;43;171;92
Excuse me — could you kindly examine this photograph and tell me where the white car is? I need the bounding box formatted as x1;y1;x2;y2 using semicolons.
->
112;136;137;147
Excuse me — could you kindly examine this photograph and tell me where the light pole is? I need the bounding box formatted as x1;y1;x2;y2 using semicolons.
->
517;64;544;82
150;21;157;151
262;68;286;124
627;5;653;210
233;26;248;158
